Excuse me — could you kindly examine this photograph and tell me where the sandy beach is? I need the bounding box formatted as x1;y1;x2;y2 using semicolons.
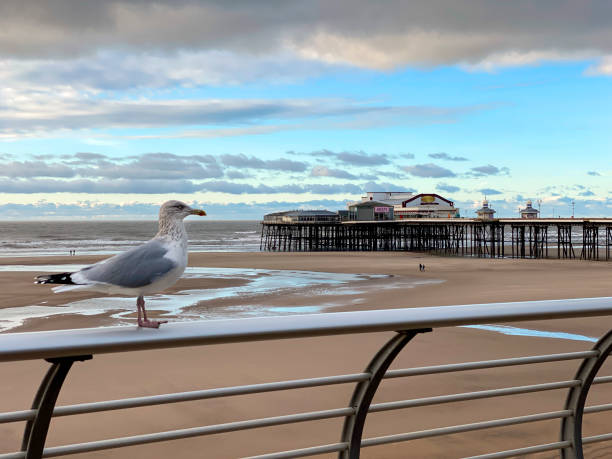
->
1;251;612;458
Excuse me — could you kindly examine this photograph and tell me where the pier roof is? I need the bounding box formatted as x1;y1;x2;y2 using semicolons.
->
401;193;454;206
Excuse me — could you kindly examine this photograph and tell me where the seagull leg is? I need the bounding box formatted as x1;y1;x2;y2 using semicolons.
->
136;295;167;328
137;297;143;323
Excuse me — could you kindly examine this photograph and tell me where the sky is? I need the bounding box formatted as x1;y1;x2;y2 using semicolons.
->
0;0;610;220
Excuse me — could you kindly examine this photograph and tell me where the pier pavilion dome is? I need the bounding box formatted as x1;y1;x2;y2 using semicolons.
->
476;200;496;220
520;200;539;219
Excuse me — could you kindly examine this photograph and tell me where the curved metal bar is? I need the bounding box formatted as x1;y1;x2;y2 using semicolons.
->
560;329;612;459
339;328;431;459
21;355;91;459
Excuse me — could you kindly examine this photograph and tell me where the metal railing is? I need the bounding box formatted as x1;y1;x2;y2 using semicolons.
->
1;297;612;458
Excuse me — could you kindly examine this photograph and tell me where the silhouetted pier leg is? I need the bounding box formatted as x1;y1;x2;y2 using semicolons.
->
581;225;598;260
261;221;606;261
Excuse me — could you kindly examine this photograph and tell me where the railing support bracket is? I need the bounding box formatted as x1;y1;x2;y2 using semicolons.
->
340;328;431;459
21;354;93;459
561;329;612;459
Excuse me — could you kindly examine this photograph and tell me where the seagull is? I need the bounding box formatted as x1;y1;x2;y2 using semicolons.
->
35;200;206;328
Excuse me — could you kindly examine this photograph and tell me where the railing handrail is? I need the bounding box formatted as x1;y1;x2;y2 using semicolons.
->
1;296;612;363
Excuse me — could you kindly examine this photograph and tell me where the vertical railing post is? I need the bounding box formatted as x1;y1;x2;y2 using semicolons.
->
339;328;431;459
21;355;92;459
561;330;612;459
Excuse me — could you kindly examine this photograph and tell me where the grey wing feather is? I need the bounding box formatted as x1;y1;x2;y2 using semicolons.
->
79;240;177;288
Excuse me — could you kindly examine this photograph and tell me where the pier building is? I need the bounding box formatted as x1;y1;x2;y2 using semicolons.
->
348;191;459;220
476;200;496;220
263;210;339;224
520;200;540;219
357;191;415;206
347;201;394;221
394;193;460;219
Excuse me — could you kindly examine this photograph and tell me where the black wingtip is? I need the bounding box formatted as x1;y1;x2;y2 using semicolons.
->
35;272;75;285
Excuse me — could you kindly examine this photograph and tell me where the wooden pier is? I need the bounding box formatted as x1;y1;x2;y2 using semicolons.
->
260;218;612;260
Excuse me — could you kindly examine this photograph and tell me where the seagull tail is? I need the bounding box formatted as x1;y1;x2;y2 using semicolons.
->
35;272;75;285
51;284;89;293
36;272;97;293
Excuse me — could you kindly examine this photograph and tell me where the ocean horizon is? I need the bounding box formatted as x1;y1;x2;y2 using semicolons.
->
0;220;262;257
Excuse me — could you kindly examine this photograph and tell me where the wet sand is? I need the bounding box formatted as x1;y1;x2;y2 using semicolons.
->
1;252;612;458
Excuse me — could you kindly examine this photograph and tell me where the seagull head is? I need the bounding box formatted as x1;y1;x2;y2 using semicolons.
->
160;200;206;220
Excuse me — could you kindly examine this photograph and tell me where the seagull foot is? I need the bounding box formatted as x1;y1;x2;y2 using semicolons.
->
138;319;168;329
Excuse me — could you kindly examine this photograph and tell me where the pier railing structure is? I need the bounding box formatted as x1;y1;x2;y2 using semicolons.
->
260;218;612;260
2;297;612;458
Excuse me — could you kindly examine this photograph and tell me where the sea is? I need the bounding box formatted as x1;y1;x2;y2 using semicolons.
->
0;220;262;257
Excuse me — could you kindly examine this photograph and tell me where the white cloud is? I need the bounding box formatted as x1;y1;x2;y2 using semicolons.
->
0;178;203;194
436;183;460;193
2;160;76;178
478;188;503;196
0;84;492;138
1;1;611;76
336;151;390;166
461;50;590;72
429;152;468;162
468;164;511;177
404;163;456;178
198;180;363;195
0;153;224;180
585;56;612;76
221;154;308;172
311;165;357;179
0;199;353;220
0;50;333;90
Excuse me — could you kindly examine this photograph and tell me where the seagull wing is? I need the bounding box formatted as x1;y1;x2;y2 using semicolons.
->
74;239;178;288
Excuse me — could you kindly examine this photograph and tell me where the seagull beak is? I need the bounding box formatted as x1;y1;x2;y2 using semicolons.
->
190;208;206;216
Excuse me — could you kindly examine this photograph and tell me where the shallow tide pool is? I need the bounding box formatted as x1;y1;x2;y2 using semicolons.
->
0;265;437;332
0;265;599;343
